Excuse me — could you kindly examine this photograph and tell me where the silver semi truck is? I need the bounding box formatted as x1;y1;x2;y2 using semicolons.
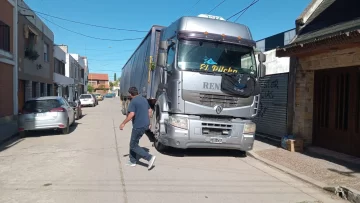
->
120;14;266;152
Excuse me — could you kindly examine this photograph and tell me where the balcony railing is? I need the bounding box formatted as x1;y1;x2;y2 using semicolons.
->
0;21;10;52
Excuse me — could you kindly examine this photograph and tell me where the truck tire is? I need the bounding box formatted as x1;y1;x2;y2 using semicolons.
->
154;112;168;152
121;100;126;115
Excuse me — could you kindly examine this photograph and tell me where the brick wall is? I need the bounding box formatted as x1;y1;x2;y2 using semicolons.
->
293;46;360;145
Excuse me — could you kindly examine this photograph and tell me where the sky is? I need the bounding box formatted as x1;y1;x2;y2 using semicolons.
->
25;0;311;81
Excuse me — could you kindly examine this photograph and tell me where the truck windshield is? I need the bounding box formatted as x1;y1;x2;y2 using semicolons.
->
177;40;256;75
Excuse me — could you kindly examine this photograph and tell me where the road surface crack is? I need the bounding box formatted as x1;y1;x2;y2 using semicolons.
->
112;118;128;203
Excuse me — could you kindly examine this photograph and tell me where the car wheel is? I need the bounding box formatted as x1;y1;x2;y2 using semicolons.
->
62;120;70;134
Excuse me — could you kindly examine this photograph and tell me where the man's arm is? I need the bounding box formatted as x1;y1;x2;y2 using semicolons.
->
121;112;135;126
120;101;135;130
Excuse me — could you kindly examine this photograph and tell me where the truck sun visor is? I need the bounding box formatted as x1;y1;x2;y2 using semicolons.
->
220;73;260;97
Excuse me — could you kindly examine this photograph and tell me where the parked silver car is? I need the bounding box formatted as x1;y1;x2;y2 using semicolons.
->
18;96;76;135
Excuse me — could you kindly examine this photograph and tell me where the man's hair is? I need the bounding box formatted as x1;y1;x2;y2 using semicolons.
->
128;87;138;96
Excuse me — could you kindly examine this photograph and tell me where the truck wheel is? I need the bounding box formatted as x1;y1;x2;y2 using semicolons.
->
121;100;126;115
154;113;168;152
124;100;129;114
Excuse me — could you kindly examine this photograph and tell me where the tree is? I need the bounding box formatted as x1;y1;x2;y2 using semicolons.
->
114;73;117;81
109;81;114;90
87;85;94;93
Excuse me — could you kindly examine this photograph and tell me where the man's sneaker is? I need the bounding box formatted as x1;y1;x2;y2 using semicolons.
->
126;161;136;167
148;155;156;170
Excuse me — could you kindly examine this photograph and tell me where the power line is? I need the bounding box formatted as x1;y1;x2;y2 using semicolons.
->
208;0;227;14
186;0;202;15
226;0;259;21
18;5;148;33
234;0;259;22
37;14;144;42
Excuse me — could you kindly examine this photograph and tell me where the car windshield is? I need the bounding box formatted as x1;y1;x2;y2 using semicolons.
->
80;95;92;99
23;99;61;113
177;40;256;75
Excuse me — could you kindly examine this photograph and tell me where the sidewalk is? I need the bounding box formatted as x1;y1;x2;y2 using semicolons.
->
248;138;360;203
0;115;18;143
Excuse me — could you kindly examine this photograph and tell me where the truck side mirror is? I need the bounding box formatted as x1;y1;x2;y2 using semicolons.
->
158;52;167;67
258;52;266;63
258;64;266;77
160;41;168;50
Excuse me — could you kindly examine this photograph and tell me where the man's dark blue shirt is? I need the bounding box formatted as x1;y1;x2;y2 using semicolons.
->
128;95;150;129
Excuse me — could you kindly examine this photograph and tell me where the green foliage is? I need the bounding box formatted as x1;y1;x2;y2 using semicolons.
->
87;85;94;93
25;48;39;61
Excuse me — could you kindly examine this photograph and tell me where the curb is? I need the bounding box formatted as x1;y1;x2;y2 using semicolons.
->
0;133;21;148
247;151;360;203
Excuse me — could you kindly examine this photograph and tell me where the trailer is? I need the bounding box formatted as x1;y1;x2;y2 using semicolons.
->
120;25;164;114
120;14;266;152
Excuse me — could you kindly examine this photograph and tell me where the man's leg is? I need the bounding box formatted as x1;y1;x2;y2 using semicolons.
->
130;127;152;161
128;128;138;165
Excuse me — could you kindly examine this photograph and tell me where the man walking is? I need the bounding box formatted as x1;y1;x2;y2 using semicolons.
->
119;87;156;170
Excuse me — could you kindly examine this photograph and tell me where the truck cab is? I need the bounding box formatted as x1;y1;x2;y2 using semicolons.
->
150;15;266;152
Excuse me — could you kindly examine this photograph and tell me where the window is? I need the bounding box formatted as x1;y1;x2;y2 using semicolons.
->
177;40;257;75
0;20;10;52
25;28;37;50
166;45;175;71
44;43;49;62
23;99;61;113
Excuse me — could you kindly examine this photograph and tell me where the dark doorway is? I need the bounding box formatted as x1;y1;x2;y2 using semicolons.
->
313;66;360;157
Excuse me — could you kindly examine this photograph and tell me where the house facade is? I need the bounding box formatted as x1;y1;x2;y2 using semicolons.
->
70;53;85;95
276;0;360;157
53;45;74;98
88;73;109;94
0;0;18;142
18;1;54;110
82;56;89;93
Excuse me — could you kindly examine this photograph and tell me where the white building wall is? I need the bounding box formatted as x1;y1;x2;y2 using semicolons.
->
257;49;290;75
54;46;66;62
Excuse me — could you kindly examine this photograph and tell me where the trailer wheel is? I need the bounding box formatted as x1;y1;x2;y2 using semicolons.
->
121;100;126;115
154;112;168;152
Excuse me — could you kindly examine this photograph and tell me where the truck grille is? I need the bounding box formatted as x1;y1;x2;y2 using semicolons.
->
182;90;254;108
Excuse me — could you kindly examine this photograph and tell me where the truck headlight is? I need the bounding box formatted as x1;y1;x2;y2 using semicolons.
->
168;115;188;129
243;122;256;134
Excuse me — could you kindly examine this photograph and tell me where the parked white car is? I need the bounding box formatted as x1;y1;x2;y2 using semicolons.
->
18;96;76;135
79;94;96;107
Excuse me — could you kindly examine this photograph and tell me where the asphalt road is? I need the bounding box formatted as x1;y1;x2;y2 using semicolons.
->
0;98;345;203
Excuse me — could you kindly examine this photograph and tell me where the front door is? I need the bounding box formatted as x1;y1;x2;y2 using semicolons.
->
313;66;360;157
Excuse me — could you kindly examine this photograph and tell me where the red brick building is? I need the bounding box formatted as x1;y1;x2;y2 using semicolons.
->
0;0;18;142
88;73;109;94
276;0;360;157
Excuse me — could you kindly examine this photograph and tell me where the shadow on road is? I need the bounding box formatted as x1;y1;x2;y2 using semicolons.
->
144;131;247;158
162;148;247;158
0;122;81;153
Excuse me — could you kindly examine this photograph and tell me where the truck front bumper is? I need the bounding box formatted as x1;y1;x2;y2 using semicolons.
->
159;117;255;151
